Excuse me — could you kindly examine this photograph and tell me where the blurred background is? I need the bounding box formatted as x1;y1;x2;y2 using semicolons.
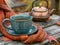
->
5;0;60;15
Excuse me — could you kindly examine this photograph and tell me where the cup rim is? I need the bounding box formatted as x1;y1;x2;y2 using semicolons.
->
10;14;33;21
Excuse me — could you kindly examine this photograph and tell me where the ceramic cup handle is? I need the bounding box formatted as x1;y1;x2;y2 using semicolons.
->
2;18;12;30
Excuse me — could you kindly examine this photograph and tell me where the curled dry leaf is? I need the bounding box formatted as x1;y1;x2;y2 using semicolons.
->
20;35;28;41
0;4;11;12
56;22;60;26
23;26;44;44
37;31;47;42
5;10;16;18
0;0;4;4
2;37;12;41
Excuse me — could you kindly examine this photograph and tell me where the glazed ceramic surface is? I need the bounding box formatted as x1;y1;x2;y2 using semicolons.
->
6;25;37;35
31;6;55;22
32;7;49;17
2;13;33;34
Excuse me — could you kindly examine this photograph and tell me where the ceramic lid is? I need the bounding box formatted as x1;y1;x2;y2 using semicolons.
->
32;7;48;12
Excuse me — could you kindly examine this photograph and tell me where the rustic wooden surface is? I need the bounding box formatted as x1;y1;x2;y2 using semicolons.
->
0;14;60;45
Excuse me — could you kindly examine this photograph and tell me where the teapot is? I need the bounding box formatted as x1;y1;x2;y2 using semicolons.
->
30;0;55;22
31;7;55;22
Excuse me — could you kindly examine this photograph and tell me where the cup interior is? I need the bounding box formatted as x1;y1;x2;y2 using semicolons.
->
10;13;33;21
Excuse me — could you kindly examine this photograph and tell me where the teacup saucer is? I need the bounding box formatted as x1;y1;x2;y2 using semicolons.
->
6;25;37;35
